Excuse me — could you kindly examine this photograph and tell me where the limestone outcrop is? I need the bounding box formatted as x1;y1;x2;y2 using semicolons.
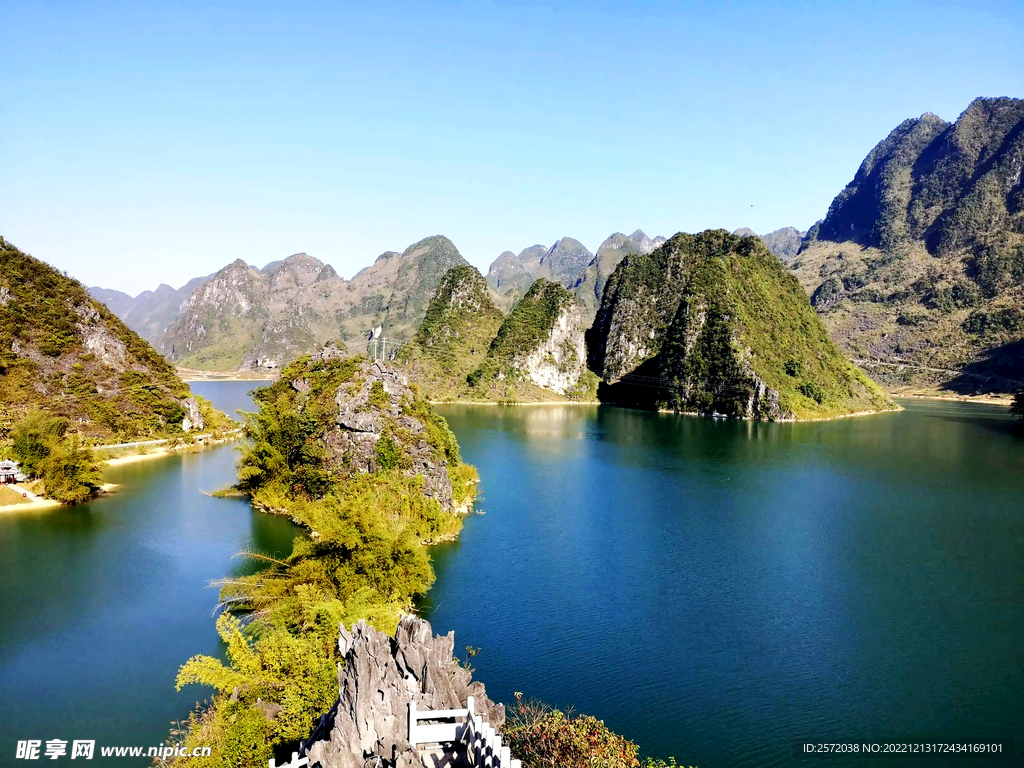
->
306;616;504;768
588;230;893;420
303;357;458;510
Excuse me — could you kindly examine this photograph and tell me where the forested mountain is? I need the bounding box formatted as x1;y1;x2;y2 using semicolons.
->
0;238;214;443
395;265;505;399
588;230;893;420
465;278;593;401
400;269;595;402
792;97;1024;393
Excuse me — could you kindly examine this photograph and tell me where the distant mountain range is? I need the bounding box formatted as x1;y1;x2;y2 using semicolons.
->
91;229;666;372
90;236;469;371
732;227;807;261
790;96;1024;394
485;229;666;325
83;96;1024;394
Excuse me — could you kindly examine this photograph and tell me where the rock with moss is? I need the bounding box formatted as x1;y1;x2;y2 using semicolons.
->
588;229;894;420
276;350;472;513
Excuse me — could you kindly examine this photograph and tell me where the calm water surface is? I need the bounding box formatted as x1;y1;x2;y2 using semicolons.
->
426;400;1024;767
1;390;1021;767
0;381;292;767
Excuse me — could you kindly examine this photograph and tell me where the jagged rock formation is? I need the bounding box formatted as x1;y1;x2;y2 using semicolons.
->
486;244;550;305
307;616;504;768
467;279;591;400
395;266;505;399
792;97;1024;394
588;230;893;420
485;238;593;305
120;236;471;372
572;231;662;325
0;238;214;441
88;275;213;347
290;350;463;511
487;231;665;308
344;236;470;351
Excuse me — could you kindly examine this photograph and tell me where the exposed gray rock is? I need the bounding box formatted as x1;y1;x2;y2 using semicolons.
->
320;360;456;511
181;397;204;433
307;615;504;768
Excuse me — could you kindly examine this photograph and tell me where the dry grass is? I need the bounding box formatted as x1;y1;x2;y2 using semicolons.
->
0;485;32;506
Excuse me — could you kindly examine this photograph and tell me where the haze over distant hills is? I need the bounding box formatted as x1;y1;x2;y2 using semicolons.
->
91;229;667;371
486;230;666;324
90;236;469;372
733;227;807;261
790;96;1024;394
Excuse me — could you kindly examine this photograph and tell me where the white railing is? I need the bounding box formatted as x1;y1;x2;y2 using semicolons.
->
268;752;307;768
409;696;521;768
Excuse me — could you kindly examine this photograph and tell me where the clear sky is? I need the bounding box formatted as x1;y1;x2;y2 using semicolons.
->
2;0;1021;295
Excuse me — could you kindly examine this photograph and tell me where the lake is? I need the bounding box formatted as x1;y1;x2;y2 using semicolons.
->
0;388;1021;767
0;381;292;767
425;400;1024;767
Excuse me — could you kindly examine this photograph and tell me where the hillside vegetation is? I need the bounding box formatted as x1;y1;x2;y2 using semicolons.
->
0;238;212;442
171;351;477;767
795;97;1024;394
395;265;505;400
464;278;595;402
0;238;227;501
589;230;893;420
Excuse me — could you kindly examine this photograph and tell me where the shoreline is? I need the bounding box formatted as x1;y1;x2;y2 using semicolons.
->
431;399;902;422
2;434;240;513
178;370;275;382
889;392;1013;407
430;399;599;406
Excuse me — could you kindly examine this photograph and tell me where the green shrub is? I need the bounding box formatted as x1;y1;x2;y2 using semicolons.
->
366;380;389;409
798;381;825;404
502;695;641;768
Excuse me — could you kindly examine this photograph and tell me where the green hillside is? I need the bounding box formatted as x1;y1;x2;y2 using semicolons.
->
0;238;215;442
589;230;894;420
395;265;505;399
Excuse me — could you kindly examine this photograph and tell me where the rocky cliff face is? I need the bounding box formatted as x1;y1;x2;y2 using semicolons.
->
793;97;1024;393
0;238;213;442
588;230;893;420
515;300;586;395
467;279;590;400
307;616;504;768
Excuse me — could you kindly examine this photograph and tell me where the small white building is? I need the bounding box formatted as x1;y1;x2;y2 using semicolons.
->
0;459;25;484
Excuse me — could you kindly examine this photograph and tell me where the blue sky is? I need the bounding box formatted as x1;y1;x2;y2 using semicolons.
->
2;0;1022;294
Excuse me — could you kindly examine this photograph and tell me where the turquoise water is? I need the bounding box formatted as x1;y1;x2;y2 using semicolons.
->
425;401;1024;767
0;381;293;767
1;391;1021;767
